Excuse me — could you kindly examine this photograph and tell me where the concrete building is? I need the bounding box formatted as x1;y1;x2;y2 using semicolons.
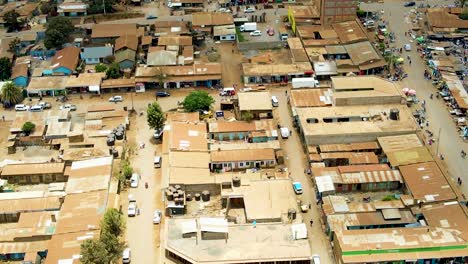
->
242;62;313;85
80;45;113;64
0;163;65;185
27;76;67;97
237;92;273;120
213;25;236;41
208;120;278;142
57;1;88;17
295;104;418;145
210;148;276;171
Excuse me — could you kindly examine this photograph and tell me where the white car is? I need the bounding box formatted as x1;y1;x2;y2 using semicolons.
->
123;248;131;263
15;104;29;111
153;209;162;224
59;104;77;111
127;202;137;217
250;30;262;36
244;7;255;13
218;7;231;13
30;105;43;112
130;173;139;188
109;95;123;102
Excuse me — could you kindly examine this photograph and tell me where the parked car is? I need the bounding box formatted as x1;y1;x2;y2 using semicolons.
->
363;20;375;27
153;209;162;224
39;102;51;109
15;104;29;111
244;7;255;13
292;181;303;194
123;248;131;264
250;30;262;36
156;91;170;97
109;95;123;102
127;202;137;217
312;255;321;264
404;43;411;51
404;1;415;6
59;104;77;111
146;14;158;19
280;127;290;139
30;105;43;112
153;128;163;140
130;173;139;188
218;7;231;13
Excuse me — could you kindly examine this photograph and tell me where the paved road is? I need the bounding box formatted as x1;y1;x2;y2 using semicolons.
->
361;0;467;197
272;88;335;264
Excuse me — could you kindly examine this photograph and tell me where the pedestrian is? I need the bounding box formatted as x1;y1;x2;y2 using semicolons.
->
459;179;463;186
1;115;4;122
409;60;412;65
309;220;314;226
426;121;429;127
232;49;234;53
308;204;311;209
285;90;287;95
458;177;461;185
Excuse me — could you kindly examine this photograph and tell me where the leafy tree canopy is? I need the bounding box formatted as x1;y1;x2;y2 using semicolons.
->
22;122;36;134
95;63;108;73
182;90;215;112
106;63;121;79
147;102;165;130
0;82;23;107
44;17;74;49
0;57;12;81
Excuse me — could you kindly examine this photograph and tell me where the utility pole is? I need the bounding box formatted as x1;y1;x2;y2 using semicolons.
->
436;127;442;156
103;0;106;15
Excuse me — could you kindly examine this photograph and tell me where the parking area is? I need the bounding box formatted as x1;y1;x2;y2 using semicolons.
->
240;22;284;42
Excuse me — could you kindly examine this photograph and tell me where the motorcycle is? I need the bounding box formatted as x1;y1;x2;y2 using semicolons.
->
145;182;148;189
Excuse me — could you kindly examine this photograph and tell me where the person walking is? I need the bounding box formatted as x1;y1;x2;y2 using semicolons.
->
309;220;314;226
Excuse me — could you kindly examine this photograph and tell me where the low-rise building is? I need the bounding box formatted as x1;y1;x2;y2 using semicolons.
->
11;63;29;87
57;1;88;17
242;62;313;85
191;12;234;34
427;8;468;33
115;49;136;70
0;162;66;184
80;44;113;64
208;120;277;142
48;46;81;75
237;92;273;120
210;148;276;171
27;76;67;97
91;24;137;43
213;24;236;41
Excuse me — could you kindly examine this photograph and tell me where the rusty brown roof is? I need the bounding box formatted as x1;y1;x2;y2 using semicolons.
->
51;46;80;71
11;63;28;79
192;12;233;26
91;23;137;38
115;34;138;52
427;8;468;29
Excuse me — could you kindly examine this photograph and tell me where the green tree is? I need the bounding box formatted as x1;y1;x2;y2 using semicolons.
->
182;90;215;112
122;160;133;179
106;63;121;79
0;82;22;107
88;0;116;14
40;2;53;15
147;102;165;130
0;57;12;81
4;10;22;31
456;0;467;7
241;111;254;122
44;17;74;49
80;239;110;264
155;68;167;88
80;208;126;264
22;122;36;134
95;63;108;73
8;38;20;56
459;12;468;20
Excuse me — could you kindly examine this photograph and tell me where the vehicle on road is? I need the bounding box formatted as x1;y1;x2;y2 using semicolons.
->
218;7;231;13
404;1;415;6
130;173;139;188
363;20;375;27
280;127;290;139
154;156;162;168
127;202;137;217
271;96;279;107
250;30;262;36
292;182;303;194
153;128;163;140
39;102;51;109
313;255;321;264
244;7;255;13
153;209;162;224
220;87;235;96
15;104;29;111
123;248;131;263
146;14;157;19
59;104;77;111
30;105;43;112
109;95;123;102
156;91;171;97
404;43;411;51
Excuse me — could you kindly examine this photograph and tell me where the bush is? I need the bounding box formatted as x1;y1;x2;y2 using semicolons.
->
459;12;468;20
22;122;36;134
95;63;108;73
182;90;215;112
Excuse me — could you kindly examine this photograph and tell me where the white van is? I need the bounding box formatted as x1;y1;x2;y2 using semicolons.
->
280;127;290;139
30;105;43;112
271;96;279;107
312;255;321;264
122;248;131;263
154;156;162;168
130;173;139;188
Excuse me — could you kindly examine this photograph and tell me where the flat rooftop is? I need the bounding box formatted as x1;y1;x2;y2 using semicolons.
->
336;227;468;263
166;121;208;152
165;218;312;264
377;134;423;153
399;162;456;203
211;149;275;162
385;146;433;167
221;179;298;222
296;104;417;139
291;89;332;107
242;62;312;77
1;162;65;176
237;91;272;111
332;76;402;100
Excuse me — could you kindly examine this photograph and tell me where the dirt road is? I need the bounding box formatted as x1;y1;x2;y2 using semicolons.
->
272;88;334;264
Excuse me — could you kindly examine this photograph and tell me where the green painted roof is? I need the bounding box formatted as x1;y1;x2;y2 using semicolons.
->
115;49;136;63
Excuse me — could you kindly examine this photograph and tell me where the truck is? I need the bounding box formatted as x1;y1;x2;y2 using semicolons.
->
292;77;319;89
240;22;257;32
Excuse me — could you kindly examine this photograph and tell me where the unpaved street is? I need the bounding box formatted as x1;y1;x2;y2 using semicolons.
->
272;88;334;264
361;0;468;197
